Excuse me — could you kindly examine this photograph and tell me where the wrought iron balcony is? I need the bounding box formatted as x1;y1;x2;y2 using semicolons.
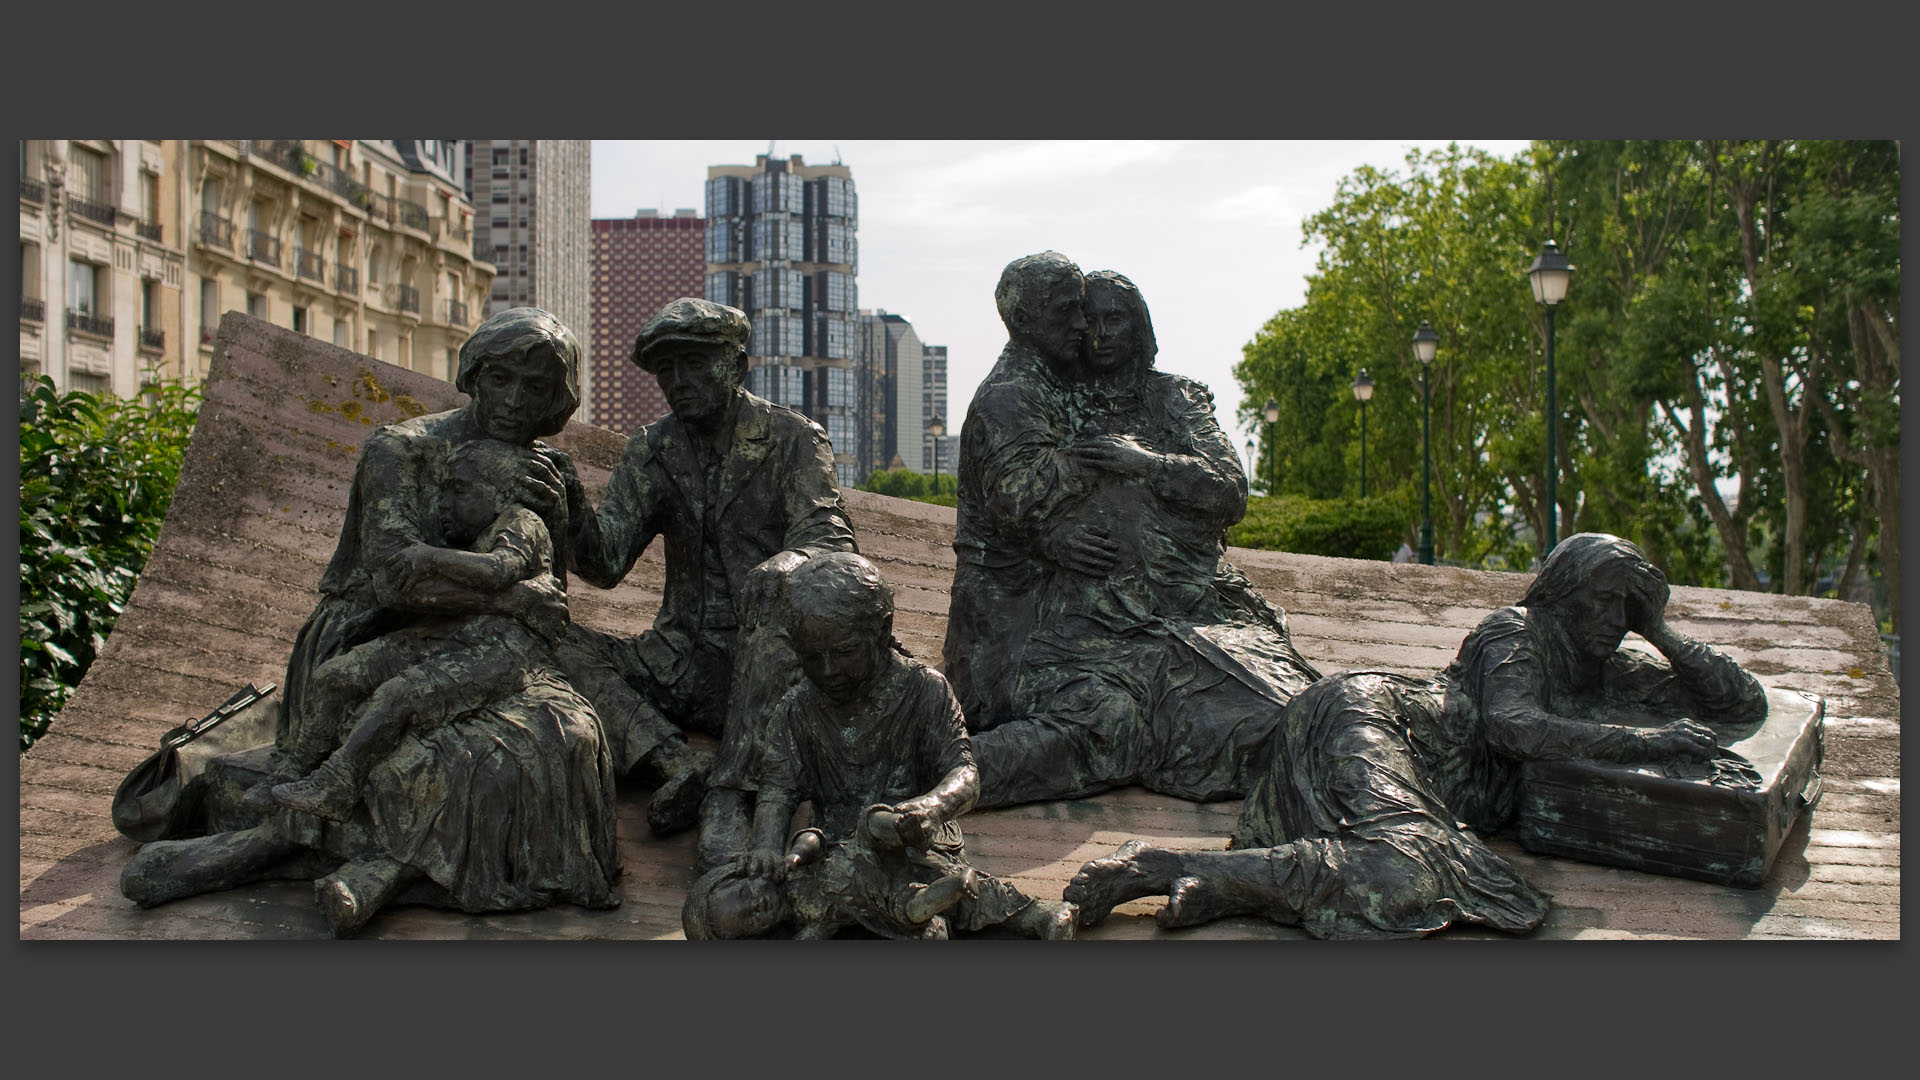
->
21;177;45;203
253;139;305;173
199;211;234;250
136;220;163;242
397;284;420;314
249;229;281;267
21;297;44;322
69;194;117;227
140;327;165;352
435;217;472;244
296;248;325;283
445;298;469;327
396;199;429;232
67;310;114;337
318;161;367;205
336;265;358;293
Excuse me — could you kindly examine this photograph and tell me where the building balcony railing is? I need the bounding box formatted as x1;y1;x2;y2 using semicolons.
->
396;284;420;314
396;199;429;232
296;248;325;283
445;298;469;327
367;191;392;222
434;217;471;244
21;177;45;203
136;220;163;242
69;194;117;227
22;297;45;322
336;264;358;294
249;229;281;267
472;239;493;264
139;327;165;352
318;160;367;205
199;211;234;250
253;139;306;174
68;310;114;338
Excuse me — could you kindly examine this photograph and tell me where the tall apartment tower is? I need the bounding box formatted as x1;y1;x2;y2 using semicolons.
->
854;309;925;478
703;153;860;485
463;140;592;415
588;208;704;434
20;140;493;396
921;343;948;471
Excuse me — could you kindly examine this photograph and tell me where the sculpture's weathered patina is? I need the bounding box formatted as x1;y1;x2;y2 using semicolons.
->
686;553;1076;939
120;308;622;937
1066;533;1772;938
555;297;857;866
949;258;1321;808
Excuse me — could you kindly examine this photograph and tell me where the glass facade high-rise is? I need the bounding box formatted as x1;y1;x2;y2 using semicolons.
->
704;154;860;485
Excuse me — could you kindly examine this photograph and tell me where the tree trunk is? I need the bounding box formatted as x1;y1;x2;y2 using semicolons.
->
1659;380;1761;590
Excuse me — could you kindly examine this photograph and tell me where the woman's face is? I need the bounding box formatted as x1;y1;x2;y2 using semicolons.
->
1087;285;1136;375
1570;564;1637;659
468;347;562;444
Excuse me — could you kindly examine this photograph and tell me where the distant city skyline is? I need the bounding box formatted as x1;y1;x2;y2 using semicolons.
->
591;140;1534;447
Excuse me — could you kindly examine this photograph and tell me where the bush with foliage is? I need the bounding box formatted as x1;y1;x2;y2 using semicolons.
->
856;467;956;508
1228;493;1410;561
19;376;202;750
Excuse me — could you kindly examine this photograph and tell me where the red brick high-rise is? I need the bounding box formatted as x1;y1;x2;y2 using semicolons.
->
587;210;704;434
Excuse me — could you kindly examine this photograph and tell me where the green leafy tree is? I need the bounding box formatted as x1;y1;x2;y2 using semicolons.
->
19;376;202;749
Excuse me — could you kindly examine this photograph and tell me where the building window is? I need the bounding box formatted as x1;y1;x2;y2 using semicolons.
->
491;191;508;203
141;171;160;227
293;305;308;335
21;241;41;301
69;260;102;315
247;292;266;320
69;144;107;202
492;147;509;166
200;279;218;340
141;279;158;329
446;348;457;381
333;319;349;347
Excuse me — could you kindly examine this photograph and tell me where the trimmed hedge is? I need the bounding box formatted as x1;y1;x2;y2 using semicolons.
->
1228;493;1409;561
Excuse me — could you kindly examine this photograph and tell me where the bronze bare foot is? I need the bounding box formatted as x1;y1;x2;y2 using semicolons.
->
1010;897;1079;940
1063;839;1184;926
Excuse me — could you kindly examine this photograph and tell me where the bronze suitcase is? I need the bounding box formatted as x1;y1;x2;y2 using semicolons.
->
1512;686;1823;888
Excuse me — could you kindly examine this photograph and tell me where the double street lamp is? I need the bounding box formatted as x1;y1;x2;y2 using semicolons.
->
1526;239;1573;554
1411;322;1438;565
1350;369;1374;498
1262;395;1280;496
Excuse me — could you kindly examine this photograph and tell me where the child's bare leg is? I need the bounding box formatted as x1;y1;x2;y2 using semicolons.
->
119;824;302;908
314;855;416;938
903;868;978;925
270;674;423;820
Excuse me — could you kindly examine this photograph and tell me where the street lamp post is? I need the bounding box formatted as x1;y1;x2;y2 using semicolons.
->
928;417;945;494
1350;369;1374;498
1244;438;1257;485
1263;395;1280;497
1527;239;1573;555
1411;322;1438;565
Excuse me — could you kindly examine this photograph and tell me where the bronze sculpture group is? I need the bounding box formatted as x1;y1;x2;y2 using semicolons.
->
115;252;1785;940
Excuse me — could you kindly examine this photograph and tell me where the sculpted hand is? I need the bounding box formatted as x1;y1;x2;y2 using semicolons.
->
1043;523;1120;576
517;578;570;645
889;800;939;850
518;446;576;523
1071;435;1160;476
741;550;809;628
741;848;789;884
1645;718;1719;761
863;807;907;851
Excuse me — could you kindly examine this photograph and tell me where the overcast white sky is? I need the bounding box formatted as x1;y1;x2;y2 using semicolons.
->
591;140;1534;448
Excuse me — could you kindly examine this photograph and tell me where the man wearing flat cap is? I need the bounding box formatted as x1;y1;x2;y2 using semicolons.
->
557;297;857;862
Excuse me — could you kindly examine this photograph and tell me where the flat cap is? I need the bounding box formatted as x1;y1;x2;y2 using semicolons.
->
634;298;751;367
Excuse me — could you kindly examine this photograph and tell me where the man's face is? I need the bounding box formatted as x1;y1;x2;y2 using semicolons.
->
709;876;784;939
793;614;887;704
469;348;561;444
1087;286;1135;375
1028;275;1088;369
439;459;499;546
1571;565;1635;660
651;342;740;427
